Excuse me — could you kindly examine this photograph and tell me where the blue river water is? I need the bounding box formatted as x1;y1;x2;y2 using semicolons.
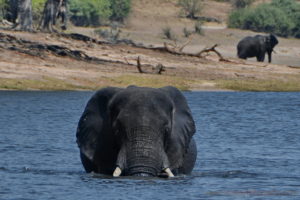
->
0;91;299;200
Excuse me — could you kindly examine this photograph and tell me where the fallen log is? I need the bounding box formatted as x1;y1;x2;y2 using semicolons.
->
136;56;166;74
59;32;233;63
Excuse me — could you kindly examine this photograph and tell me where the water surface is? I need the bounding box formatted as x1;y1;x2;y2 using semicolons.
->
1;91;299;199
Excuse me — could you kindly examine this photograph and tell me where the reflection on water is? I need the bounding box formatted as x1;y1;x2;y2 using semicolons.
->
0;91;300;199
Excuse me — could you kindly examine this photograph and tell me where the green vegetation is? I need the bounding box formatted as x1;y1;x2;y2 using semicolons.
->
69;0;112;26
32;0;46;24
110;0;131;22
0;0;131;27
69;0;131;26
228;0;300;38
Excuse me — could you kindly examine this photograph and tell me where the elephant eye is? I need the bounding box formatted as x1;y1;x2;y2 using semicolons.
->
112;120;121;135
165;127;170;134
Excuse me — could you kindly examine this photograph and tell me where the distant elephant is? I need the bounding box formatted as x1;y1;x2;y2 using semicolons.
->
237;34;278;63
76;86;197;177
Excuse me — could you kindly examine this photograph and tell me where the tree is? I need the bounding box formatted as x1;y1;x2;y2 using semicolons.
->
12;0;33;31
39;0;67;32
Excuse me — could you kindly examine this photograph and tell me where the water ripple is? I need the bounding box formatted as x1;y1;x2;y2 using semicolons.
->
1;91;300;200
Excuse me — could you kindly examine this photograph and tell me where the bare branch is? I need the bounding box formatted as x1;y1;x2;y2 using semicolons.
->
136;57;166;74
196;44;231;61
137;56;144;73
178;38;193;52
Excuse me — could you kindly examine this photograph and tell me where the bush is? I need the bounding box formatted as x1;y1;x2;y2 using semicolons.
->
110;0;131;22
69;0;112;26
194;20;204;35
228;0;300;38
162;26;176;40
69;0;131;26
183;27;192;37
178;0;203;19
270;0;300;37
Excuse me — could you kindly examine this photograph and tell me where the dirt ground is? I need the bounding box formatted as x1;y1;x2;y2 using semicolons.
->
0;0;299;91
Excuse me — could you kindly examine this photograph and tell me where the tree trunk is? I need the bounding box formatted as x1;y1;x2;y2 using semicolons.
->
39;0;67;32
13;0;33;31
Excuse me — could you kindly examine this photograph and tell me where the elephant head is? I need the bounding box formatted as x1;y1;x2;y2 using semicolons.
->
76;86;197;177
265;34;278;52
266;34;278;61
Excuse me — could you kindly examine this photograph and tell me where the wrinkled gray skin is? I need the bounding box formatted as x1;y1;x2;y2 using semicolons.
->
76;86;197;177
237;34;278;63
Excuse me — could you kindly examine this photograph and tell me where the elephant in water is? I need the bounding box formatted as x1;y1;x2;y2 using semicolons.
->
76;86;197;177
237;34;278;63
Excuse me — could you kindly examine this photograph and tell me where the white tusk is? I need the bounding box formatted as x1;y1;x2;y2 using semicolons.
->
113;167;122;177
164;168;174;178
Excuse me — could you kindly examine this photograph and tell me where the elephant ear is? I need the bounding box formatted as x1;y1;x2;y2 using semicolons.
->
160;86;196;169
76;87;122;161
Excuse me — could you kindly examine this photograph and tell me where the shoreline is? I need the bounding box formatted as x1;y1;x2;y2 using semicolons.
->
0;30;299;92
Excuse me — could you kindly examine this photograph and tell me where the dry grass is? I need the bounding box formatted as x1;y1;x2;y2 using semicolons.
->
107;74;199;90
0;77;91;91
0;75;201;91
216;76;300;91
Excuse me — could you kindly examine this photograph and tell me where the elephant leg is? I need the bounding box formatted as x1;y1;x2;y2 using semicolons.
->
237;50;247;59
80;151;97;173
178;138;197;175
256;53;265;62
267;52;272;63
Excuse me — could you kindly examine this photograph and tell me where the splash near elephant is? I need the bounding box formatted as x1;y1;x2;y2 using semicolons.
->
237;34;278;63
76;86;197;177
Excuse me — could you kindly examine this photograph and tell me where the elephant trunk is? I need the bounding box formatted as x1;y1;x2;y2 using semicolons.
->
114;126;171;177
126;143;161;176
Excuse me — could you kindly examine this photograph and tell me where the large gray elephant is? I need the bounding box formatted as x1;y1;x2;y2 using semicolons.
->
76;86;197;177
237;34;278;63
